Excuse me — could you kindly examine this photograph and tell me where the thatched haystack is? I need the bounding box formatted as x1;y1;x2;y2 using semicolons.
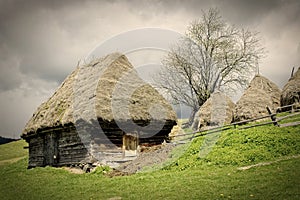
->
192;91;235;130
281;67;300;106
21;53;177;168
234;74;281;121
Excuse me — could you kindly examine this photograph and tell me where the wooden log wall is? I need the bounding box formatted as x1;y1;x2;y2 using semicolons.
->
28;135;44;168
57;126;88;166
25;118;176;168
26;125;89;168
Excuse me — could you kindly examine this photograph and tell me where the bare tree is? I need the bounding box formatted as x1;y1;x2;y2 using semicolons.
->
156;8;265;124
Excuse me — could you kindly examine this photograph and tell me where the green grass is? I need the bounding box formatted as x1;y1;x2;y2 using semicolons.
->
1;155;300;199
0;140;27;161
0;119;300;199
167;124;300;170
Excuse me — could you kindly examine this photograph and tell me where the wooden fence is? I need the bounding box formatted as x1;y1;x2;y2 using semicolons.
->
171;103;300;143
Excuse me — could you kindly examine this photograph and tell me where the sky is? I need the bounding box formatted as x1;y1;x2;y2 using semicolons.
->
0;0;299;138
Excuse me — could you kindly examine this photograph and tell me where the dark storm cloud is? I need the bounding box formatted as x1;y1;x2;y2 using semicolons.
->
0;0;299;137
0;0;89;89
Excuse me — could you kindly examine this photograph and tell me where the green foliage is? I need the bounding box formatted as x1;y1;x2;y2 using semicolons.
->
167;123;300;170
91;165;111;175
0;140;28;161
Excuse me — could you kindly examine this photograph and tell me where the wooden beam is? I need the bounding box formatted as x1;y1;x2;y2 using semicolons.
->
231;114;276;126
279;121;300;127
266;106;279;126
277;112;300;122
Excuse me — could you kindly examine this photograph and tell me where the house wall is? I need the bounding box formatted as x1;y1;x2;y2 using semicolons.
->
25;119;176;168
57;126;88;166
99;119;176;146
26;126;88;168
27;135;44;167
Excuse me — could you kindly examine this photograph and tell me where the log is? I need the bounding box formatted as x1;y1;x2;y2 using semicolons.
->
279;121;300;127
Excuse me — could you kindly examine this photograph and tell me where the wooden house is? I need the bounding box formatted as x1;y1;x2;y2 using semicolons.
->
21;53;177;168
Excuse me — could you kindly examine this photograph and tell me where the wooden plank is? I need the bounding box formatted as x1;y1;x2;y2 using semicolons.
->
173;126;231;142
279;121;300;127
276;103;300;113
266;106;279;126
231;114;276;126
277;112;300;122
239;121;274;130
173;125;231;138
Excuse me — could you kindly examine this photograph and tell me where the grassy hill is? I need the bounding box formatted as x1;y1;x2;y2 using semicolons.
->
0;139;27;163
0;136;19;145
0;121;299;199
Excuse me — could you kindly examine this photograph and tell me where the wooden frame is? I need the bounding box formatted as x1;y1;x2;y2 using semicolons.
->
122;131;139;158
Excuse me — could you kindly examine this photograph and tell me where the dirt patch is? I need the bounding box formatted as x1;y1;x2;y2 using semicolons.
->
107;143;177;176
62;167;85;174
237;154;300;170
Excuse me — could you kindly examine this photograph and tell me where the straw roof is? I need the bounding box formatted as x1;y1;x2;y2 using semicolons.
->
234;74;281;121
281;67;300;106
22;53;177;136
192;91;235;130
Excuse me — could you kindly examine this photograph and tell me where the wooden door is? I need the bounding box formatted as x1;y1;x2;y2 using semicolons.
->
43;133;58;166
122;132;139;158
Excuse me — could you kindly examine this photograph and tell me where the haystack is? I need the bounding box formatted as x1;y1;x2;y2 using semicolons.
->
234;74;281;121
281;67;300;106
192;91;235;130
21;53;177;168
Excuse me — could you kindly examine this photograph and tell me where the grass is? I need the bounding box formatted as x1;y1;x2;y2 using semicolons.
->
0;140;27;162
1;155;300;199
0;116;300;199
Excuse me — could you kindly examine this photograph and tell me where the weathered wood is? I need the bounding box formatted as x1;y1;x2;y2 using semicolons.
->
277;112;300;122
25;118;174;168
279;121;300;127
276;103;300;113
231;114;276;126
173;126;231;142
122;132;139;158
266;106;279;126
171;123;234;139
239;121;275;130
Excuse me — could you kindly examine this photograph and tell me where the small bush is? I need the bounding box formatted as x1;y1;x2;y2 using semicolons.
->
91;165;111;175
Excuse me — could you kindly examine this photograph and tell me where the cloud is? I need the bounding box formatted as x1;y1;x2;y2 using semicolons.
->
0;77;58;138
0;44;22;91
0;0;299;137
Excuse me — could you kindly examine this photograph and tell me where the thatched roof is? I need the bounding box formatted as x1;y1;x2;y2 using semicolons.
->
234;74;281;121
281;67;300;106
192;91;235;130
22;53;177;136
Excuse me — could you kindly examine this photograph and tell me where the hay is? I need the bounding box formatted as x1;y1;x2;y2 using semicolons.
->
281;67;300;106
234;75;281;121
22;53;177;136
192;91;235;130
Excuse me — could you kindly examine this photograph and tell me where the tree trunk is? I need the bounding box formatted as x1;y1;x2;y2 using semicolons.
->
182;107;198;129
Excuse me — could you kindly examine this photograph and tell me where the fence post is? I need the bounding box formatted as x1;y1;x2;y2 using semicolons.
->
291;103;295;113
266;106;279;126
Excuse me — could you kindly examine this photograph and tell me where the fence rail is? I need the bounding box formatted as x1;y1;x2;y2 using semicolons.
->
171;103;300;143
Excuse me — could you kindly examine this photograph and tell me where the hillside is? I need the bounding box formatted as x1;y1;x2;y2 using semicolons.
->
0;136;19;145
0;121;299;199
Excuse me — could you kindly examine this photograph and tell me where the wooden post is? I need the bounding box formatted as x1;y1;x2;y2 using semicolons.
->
291;103;295;113
122;132;125;159
291;67;295;78
266;106;279;126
